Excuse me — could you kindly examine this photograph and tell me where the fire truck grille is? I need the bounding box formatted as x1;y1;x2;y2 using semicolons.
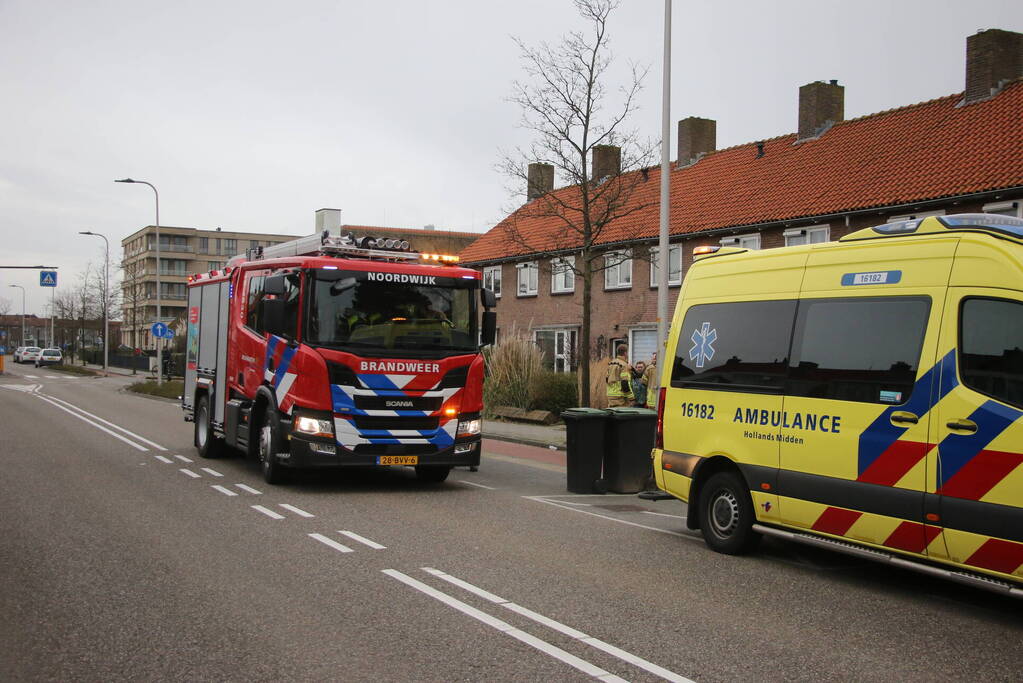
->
353;444;440;456
354;396;443;411
353;416;439;431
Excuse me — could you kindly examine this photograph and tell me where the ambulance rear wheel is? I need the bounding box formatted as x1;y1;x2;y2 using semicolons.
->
195;394;224;459
415;465;451;483
258;410;288;485
699;471;760;555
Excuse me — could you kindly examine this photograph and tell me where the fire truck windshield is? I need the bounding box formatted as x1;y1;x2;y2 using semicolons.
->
307;268;478;354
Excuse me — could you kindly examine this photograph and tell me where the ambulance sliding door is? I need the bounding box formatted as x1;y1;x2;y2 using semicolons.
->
934;292;1023;580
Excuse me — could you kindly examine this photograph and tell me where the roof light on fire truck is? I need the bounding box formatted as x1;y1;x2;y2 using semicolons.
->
322;265;338;270
384;238;396;248
399;240;410;250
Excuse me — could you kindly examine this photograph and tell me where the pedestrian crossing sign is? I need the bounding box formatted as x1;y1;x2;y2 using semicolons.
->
40;271;57;287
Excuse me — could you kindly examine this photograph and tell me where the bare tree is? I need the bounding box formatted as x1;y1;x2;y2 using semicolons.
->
120;257;146;352
498;0;654;406
0;296;10;318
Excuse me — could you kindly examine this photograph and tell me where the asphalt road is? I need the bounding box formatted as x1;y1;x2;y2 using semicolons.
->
1;362;1021;682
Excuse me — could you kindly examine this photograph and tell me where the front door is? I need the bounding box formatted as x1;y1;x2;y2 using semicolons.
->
934;292;1023;580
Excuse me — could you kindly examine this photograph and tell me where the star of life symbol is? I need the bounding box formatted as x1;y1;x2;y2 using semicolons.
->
689;322;717;369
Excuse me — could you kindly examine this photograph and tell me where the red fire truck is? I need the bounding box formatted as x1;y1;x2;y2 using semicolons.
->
182;229;496;484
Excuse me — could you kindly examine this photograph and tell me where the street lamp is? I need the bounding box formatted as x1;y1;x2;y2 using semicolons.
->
8;284;25;346
79;231;109;375
116;178;162;384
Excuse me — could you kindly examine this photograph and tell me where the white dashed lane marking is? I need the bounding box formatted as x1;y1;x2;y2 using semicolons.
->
338;530;386;550
200;468;223;477
279;504;314;518
309;533;353;553
235;484;262;495
211;485;238;496
174;455;193;463
154;455;173;464
179;469;201;478
251;505;285;519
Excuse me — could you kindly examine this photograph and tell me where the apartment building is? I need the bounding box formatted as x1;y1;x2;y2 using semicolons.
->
120;226;298;349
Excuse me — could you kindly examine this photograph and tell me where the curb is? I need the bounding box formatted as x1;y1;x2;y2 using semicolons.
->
483;433;566;452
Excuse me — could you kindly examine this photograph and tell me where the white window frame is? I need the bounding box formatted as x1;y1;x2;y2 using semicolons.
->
551;255;575;294
628;327;658;366
533;328;578;373
604;250;632;290
719;233;761;249
783;225;830;247
889;209;945;221
649;244;682;287
983;200;1022;218
516;261;538;297
483;265;502;298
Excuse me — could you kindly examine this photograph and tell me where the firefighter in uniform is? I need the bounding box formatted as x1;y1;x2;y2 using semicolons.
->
606;344;634;407
642;351;659;409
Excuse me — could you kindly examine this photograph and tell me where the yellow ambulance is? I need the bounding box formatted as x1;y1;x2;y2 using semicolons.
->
653;213;1023;596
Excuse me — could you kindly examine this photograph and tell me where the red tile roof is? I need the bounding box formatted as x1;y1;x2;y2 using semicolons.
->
461;81;1023;264
344;225;481;239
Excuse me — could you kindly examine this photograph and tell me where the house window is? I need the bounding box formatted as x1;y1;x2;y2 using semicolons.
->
535;328;577;373
784;225;830;247
649;245;682;287
516;261;538;296
604;250;632;290
223;239;237;254
630;328;658;365
483;265;502;298
198;237;209;253
983;201;1022;218
719;233;761;249
890;209;945;221
551;256;575;294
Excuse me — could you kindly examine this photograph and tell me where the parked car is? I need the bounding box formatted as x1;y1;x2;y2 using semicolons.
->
35;348;63;367
19;347;42;364
12;346;26;362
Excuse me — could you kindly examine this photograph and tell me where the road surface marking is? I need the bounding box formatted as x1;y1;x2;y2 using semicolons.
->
154;455;173;464
24;375;38;378
235;484;262;495
174;455;193;463
251;505;285;519
35;394;148;451
422;568;693;683
642;511;686;519
457;480;496;490
383;570;625;682
279;504;314;518
211;485;238;496
37;393;167;450
308;533;353;553
179;468;201;478
0;384;39;392
523;496;698;540
200;468;223;477
338;530;386;550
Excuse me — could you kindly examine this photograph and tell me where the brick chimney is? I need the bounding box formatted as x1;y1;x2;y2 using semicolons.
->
591;145;621;180
677;117;716;165
964;29;1023;104
797;80;844;142
527;162;554;200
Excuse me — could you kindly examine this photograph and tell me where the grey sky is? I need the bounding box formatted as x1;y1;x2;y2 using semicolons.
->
1;0;1020;317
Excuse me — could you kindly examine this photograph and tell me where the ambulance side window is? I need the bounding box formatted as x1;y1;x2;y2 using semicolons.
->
960;298;1023;409
671;300;796;392
787;296;929;404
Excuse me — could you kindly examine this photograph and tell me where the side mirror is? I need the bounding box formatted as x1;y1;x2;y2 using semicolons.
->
481;311;497;347
262;299;286;337
264;273;286;295
481;288;497;309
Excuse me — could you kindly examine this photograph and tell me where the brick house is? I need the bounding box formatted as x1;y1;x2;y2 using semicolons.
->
459;28;1023;407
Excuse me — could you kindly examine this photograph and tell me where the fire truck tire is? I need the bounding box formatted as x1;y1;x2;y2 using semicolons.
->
258;410;289;485
698;470;760;555
195;394;225;459
415;465;452;483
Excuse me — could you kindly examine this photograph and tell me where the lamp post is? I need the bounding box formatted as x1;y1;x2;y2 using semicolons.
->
79;231;109;375
9;284;25;346
116;178;162;384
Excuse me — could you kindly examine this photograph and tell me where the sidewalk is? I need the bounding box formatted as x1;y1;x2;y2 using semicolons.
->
482;419;566;450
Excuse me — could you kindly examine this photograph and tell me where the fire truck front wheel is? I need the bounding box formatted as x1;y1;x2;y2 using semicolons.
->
258;409;289;485
195;394;225;459
415;465;452;483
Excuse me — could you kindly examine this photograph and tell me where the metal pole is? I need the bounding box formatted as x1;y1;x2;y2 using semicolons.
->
656;0;672;354
116;179;161;384
50;286;54;347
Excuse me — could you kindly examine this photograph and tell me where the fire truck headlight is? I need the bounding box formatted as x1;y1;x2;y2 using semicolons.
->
456;418;481;438
293;414;334;438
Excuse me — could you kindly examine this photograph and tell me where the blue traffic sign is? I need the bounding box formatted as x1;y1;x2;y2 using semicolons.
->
40;270;57;287
151;322;169;339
